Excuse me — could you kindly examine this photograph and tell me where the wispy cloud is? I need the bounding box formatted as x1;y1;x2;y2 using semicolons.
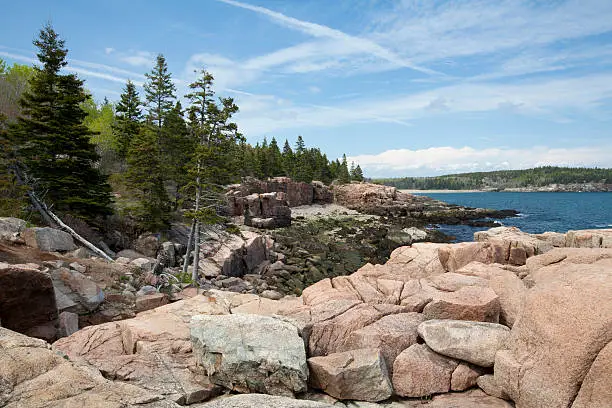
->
0;49;144;86
349;145;612;177
231;72;612;136
216;0;439;76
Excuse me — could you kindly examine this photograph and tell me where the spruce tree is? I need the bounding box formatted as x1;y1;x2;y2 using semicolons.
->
9;23;112;220
337;154;351;184
184;69;243;282
351;164;364;182
144;54;176;129
125;124;170;230
268;137;284;177
113;79;142;158
161;101;192;208
282;139;295;177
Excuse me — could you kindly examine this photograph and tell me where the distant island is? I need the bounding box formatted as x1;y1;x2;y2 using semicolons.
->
375;166;612;192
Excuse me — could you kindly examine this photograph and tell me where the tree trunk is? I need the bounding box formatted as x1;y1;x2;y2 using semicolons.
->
191;168;202;283
182;218;196;274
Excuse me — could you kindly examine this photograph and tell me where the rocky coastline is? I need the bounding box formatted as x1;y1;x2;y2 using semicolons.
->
2;179;610;407
1;222;611;407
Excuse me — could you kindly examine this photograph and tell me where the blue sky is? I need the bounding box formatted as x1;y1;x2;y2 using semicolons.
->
1;0;612;177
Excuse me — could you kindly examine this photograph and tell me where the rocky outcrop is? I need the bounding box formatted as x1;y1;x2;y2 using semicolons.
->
0;327;180;407
190;314;308;396
226;177;333;216
494;259;612;408
198;230;272;279
243;192;291;229
308;348;393;402
22;227;76;252
332;182;517;221
566;229;612;248
0;262;58;342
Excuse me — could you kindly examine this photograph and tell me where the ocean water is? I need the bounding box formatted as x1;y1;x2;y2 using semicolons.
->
417;192;612;242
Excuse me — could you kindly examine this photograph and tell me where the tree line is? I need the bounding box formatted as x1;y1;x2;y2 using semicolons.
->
376;166;612;190
0;23;365;236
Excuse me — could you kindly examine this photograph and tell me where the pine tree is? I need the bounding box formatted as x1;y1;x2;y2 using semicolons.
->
113;79;142;158
144;54;176;129
125;124;170;230
9;23;112;221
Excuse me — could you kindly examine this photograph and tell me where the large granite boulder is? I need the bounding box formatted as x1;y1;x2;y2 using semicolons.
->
392;344;458;397
190;314;308;396
308;348;393;402
494;259;612;408
132;233;161;258
0;217;26;242
422;286;500;323
417;319;510;367
22;227;76;252
50;266;105;314
0;262;58;342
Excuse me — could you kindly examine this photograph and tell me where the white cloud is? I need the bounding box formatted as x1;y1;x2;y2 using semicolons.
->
216;0;438;75
349;145;612;177
0;49;144;86
104;47;115;55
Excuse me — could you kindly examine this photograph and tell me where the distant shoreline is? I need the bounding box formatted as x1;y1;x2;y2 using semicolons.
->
401;189;483;193
401;189;611;194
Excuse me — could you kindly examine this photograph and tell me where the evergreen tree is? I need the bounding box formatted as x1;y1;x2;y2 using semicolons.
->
351;164;364;182
8;23;112;220
184;69;244;281
125;124;170;230
144;54;176;129
267;137;284;177
282;139;295;177
161;101;192;208
113;79;142;158
337;154;351;184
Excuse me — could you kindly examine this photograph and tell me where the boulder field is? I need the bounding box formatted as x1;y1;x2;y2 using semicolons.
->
0;226;611;407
